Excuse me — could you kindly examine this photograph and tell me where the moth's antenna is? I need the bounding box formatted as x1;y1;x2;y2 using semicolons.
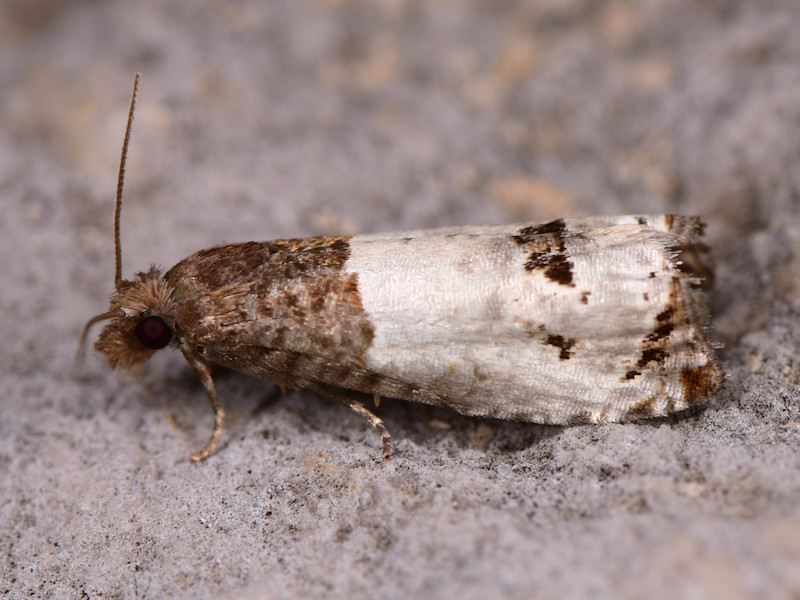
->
74;310;117;372
74;73;142;373
115;72;141;286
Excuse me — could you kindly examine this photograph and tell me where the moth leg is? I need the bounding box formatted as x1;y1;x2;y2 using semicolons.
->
181;349;225;462
349;400;393;459
309;383;393;459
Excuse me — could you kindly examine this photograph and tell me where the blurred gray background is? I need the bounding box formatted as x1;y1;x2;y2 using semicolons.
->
2;1;800;598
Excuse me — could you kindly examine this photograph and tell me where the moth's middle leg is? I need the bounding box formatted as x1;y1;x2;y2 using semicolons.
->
307;383;393;459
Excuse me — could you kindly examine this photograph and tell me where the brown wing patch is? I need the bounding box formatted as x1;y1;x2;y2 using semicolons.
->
165;237;376;374
680;364;722;406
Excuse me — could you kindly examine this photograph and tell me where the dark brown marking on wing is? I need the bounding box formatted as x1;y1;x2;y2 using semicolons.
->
645;307;675;343
622;279;683;382
544;334;576;360
512;219;575;287
623;369;641;381
636;347;669;369
526;252;573;286
514;219;567;239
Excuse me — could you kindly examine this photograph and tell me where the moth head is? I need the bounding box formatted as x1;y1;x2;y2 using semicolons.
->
88;267;178;368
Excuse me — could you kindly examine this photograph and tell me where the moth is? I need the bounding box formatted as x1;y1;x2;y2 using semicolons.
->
80;74;723;461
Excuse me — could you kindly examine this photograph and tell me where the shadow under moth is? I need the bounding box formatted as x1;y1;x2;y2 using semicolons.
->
79;74;723;461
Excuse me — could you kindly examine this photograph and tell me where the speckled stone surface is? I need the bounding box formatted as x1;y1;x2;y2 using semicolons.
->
3;2;800;598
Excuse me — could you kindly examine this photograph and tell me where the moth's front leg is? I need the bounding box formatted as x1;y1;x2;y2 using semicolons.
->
180;347;226;461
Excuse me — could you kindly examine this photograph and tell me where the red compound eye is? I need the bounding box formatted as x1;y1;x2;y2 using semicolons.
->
135;315;172;349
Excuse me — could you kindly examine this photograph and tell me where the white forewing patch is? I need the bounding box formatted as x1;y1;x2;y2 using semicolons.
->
344;217;720;424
